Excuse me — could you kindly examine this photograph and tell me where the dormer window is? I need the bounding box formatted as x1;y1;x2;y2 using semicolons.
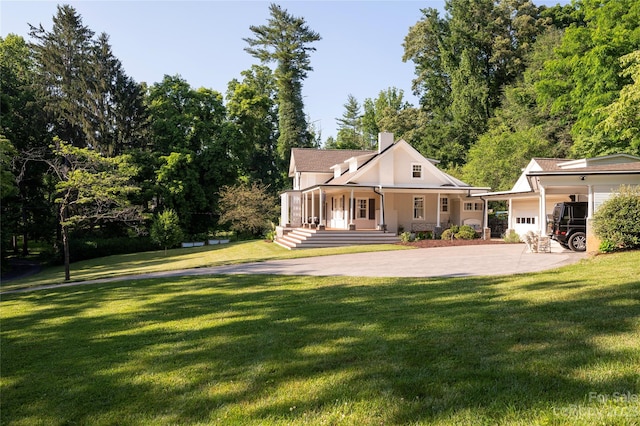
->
412;164;422;179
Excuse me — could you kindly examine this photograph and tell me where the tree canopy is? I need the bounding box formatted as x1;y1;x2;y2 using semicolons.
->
2;1;640;266
244;3;321;167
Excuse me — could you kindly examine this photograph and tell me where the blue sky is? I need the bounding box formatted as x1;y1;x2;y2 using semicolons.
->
2;1;568;141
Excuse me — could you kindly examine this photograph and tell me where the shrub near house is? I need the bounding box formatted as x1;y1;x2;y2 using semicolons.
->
593;186;640;252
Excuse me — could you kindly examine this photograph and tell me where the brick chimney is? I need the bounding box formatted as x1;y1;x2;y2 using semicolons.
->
378;132;394;153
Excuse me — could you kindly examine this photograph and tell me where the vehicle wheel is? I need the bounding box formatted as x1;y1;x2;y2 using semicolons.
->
568;232;587;252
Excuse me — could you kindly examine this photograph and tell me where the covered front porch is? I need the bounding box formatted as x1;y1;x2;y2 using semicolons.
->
280;186;486;236
280;187;385;232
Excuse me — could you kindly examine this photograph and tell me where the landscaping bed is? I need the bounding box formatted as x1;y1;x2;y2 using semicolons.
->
400;238;509;248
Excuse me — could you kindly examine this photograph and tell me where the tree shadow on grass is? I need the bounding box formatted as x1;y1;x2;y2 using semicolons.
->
1;268;639;424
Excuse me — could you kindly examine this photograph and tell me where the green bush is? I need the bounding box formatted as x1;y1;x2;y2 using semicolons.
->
593;186;640;251
150;209;183;253
65;236;157;263
503;229;521;243
415;231;433;240
400;232;413;243
598;239;617;253
441;229;454;240
441;225;478;240
441;225;459;240
456;225;479;240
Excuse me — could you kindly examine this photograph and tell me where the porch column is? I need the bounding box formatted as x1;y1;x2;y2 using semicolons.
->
436;193;441;227
280;193;288;226
304;192;308;225
311;189;315;227
349;189;354;225
587;185;594;218
539;185;547;235
319;188;324;229
378;188;384;229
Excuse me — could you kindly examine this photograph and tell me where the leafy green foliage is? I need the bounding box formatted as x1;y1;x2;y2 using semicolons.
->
441;224;478;240
597;50;640;155
399;232;414;243
0;135;18;200
47;139;143;280
29;5;146;154
150;209;183;254
403;0;548;166
148;75;239;234
503;229;522;243
218;182;278;237
226;66;282;188
535;0;640;157
0;34;52;257
66;236;157;263
593;185;640;251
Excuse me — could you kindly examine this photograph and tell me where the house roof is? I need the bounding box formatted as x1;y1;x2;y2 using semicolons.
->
474;154;640;198
530;158;566;172
293;139;482;192
289;148;375;176
328;140;474;188
530;154;640;174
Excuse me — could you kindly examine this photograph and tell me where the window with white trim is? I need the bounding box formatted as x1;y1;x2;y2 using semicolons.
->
412;164;422;179
463;202;483;211
357;199;368;219
515;217;536;224
413;196;425;220
441;197;448;212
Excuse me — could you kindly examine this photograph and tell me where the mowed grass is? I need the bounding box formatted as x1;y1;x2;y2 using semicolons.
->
1;240;411;292
2;251;639;425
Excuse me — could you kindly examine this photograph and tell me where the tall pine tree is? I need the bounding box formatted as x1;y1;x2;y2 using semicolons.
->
244;3;321;170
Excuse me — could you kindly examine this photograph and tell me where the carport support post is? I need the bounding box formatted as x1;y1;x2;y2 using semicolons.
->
508;197;513;230
436;193;441;227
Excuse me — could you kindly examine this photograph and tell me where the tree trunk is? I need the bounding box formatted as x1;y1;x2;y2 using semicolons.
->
21;204;28;257
62;224;70;281
60;201;71;281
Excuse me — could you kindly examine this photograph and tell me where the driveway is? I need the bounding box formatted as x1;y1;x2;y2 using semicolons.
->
2;243;587;294
207;243;586;278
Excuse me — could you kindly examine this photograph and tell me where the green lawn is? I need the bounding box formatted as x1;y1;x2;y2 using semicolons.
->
1;251;639;425
1;240;410;292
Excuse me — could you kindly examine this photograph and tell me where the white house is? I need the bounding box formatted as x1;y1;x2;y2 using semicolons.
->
278;133;489;245
475;154;640;251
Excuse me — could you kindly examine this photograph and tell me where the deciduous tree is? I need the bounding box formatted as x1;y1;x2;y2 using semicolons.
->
536;0;640;157
150;209;183;254
218;182;278;237
26;139;143;280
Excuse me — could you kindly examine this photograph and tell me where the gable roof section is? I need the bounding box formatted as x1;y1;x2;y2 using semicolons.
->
327;139;474;188
289;148;375;176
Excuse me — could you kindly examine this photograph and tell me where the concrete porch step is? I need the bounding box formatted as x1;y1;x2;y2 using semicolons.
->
275;228;400;250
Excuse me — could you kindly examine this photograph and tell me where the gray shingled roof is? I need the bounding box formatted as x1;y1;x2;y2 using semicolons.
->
532;157;640;173
290;148;376;174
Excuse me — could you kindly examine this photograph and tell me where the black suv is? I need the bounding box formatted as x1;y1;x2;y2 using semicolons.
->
547;202;587;251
